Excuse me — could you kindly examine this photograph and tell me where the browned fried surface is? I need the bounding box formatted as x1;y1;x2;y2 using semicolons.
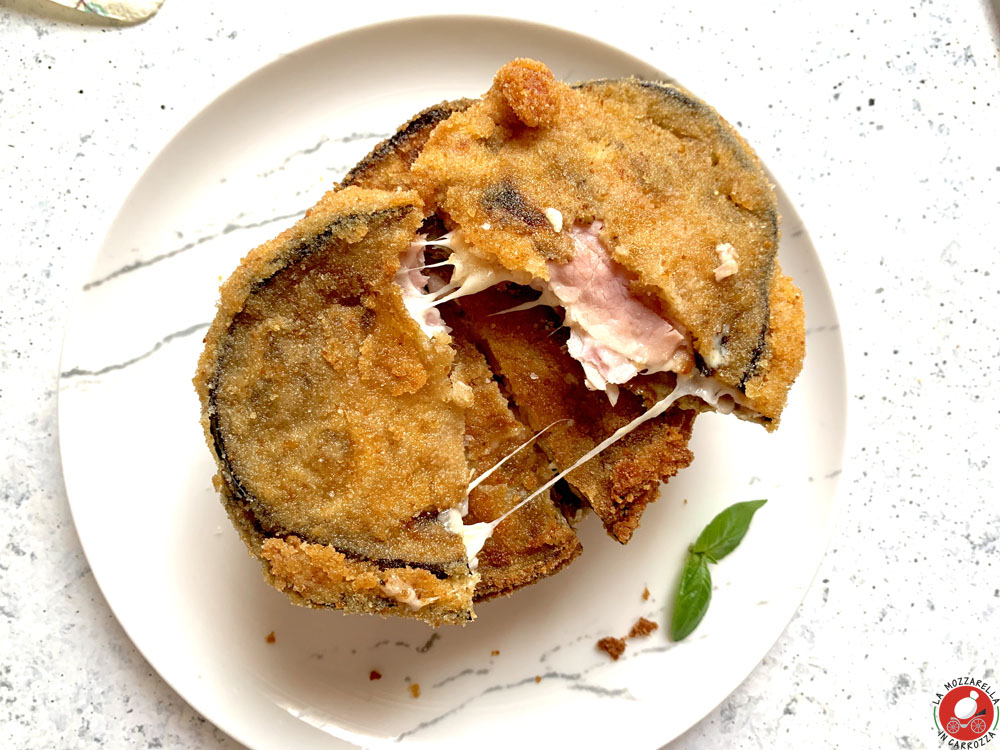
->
343;89;701;545
261;536;475;626
449;337;581;602
447;286;695;543
494;57;561;128
203;187;467;563
197;59;806;627
411;59;804;418
343;99;473;192
195;187;478;625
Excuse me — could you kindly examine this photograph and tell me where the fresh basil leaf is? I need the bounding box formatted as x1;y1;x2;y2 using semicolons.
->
691;499;767;563
670;551;712;642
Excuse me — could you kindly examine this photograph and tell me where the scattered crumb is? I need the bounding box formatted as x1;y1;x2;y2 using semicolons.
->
369;670;382;681
535;675;542;683
642;587;650;601
409;683;421;699
628;617;659;638
596;636;626;661
265;631;276;644
491;650;500;656
544;207;563;232
683;498;688;504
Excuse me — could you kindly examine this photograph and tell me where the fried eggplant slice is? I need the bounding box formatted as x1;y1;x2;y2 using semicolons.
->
446;286;695;543
411;59;805;425
195;187;481;625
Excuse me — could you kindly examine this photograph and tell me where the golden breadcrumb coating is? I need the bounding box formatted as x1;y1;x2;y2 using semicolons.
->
411;59;804;422
742;263;806;426
343;99;473;191
261;536;475;625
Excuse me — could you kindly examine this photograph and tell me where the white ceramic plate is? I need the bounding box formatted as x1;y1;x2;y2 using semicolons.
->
58;16;846;750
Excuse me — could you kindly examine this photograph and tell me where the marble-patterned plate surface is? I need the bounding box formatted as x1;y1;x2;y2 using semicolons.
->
58;16;846;750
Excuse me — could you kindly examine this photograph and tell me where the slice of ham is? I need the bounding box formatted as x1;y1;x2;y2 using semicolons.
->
547;223;692;401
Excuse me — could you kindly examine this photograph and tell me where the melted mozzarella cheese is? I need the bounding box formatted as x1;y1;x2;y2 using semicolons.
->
380;574;439;611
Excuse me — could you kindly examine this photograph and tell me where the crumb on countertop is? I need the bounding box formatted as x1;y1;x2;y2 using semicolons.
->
265;631;276;644
369;670;382;681
628;617;659;638
596;636;626;661
642;586;650;601
491;649;500;656
409;683;421;699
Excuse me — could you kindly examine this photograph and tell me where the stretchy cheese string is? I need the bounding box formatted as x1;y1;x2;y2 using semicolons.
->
411;260;455;271
455;376;707;561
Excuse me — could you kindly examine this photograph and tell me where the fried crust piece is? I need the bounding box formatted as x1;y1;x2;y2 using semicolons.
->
411;59;804;423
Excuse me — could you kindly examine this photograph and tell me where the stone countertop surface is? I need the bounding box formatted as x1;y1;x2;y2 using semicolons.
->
1;0;998;747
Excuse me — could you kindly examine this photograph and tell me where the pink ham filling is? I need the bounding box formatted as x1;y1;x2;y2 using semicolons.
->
547;223;692;401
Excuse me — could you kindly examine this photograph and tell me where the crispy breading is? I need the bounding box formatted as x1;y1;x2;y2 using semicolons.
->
742;262;806;427
411;59;804;420
344;103;588;596
343;99;473;191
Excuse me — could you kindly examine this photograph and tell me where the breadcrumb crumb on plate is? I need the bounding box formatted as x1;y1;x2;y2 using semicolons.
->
629;617;659;638
597;636;627;660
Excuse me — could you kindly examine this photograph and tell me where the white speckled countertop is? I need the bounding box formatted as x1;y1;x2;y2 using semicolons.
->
2;1;998;747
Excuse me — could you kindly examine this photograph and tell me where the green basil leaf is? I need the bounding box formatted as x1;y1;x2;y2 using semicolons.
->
691;499;767;563
670;551;712;642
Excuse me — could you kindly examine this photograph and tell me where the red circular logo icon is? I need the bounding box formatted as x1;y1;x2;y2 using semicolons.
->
938;684;996;741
